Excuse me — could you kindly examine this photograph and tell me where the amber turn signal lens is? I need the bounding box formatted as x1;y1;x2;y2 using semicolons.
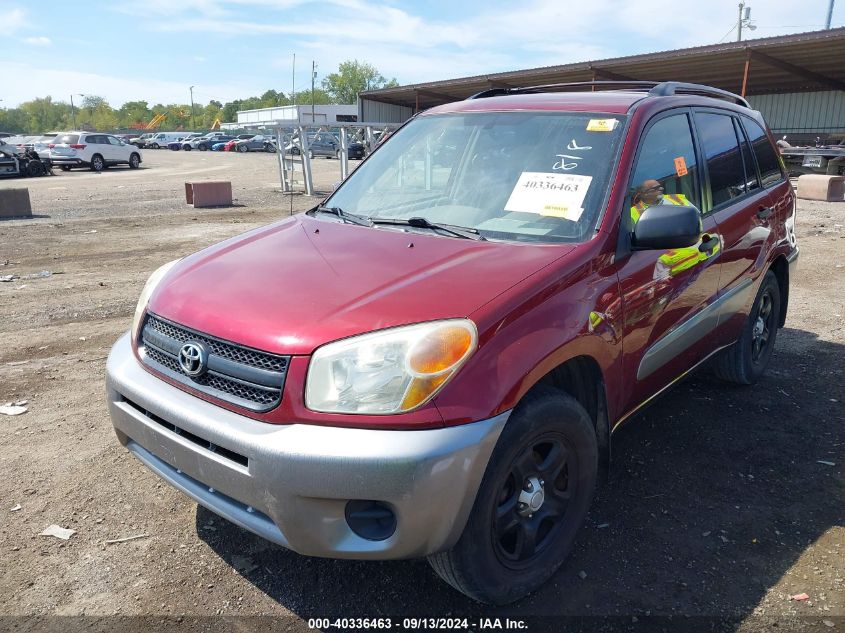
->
408;326;473;375
401;375;449;410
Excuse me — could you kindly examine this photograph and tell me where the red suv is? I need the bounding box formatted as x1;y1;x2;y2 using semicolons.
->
106;81;798;604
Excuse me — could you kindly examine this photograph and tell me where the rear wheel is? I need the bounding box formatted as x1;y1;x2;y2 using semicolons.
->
428;387;598;604
237;144;248;153
90;154;105;172
713;271;781;384
129;153;141;169
264;143;275;153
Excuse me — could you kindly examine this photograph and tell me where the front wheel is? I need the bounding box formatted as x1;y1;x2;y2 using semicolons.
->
713;271;781;384
149;143;159;150
264;143;275;153
237;144;248;153
428;387;598;604
129;153;141;169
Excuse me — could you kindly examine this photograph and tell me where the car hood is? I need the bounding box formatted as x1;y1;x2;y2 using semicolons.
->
148;214;576;355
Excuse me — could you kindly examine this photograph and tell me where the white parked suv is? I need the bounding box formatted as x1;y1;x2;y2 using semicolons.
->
49;132;143;172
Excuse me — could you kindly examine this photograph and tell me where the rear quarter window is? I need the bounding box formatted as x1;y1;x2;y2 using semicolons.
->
53;134;80;145
744;119;784;187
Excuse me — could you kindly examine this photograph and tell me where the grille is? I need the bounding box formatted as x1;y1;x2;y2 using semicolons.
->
140;314;289;412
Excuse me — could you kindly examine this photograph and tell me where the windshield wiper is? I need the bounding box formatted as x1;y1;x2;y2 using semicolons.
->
370;216;486;241
311;205;372;226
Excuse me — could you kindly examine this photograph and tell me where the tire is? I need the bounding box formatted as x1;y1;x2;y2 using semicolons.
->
27;161;45;177
264;143;275;153
713;271;781;385
428;386;598;604
129;153;141;169
60;165;71;172
150;143;159;150
184;145;192;151
335;149;341;159
198;144;208;151
90;154;105;172
237;144;248;153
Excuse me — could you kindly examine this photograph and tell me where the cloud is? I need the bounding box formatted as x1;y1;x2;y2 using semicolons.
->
24;36;52;46
193;56;207;62
0;61;257;108
1;8;27;33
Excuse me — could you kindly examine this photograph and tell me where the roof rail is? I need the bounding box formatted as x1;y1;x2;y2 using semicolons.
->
467;81;660;100
648;82;750;107
467;80;750;107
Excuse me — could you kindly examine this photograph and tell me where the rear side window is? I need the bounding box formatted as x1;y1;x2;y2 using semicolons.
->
54;134;80;145
743;119;783;187
695;112;747;207
734;119;760;194
630;113;701;210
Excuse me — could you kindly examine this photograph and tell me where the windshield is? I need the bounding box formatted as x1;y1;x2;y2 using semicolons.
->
325;111;625;243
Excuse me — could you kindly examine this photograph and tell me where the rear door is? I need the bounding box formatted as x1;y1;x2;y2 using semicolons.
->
691;110;779;346
616;110;723;412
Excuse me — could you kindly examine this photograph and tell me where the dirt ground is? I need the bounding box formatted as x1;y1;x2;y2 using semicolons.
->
0;150;842;633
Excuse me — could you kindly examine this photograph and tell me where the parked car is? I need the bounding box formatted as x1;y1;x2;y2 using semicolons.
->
14;133;57;159
129;133;156;148
50;132;142;171
188;133;232;151
145;132;186;149
169;133;204;151
106;81;797;605
212;139;238;151
233;134;277;153
0;138;52;177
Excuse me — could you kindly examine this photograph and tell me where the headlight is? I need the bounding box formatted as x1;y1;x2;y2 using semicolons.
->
131;259;180;341
306;319;478;414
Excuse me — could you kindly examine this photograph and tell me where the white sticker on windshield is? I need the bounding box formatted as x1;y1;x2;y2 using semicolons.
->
505;172;592;221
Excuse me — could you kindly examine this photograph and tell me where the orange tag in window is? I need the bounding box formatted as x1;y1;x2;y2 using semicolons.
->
674;156;688;177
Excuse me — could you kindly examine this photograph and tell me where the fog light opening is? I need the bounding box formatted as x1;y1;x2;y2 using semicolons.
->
345;500;397;541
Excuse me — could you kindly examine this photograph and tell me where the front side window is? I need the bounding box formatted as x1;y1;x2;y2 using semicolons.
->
628;113;700;221
326;112;627;243
695;112;747;208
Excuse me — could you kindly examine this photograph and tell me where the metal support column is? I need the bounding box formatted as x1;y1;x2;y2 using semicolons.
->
276;129;290;193
298;125;315;196
741;49;751;97
340;127;349;180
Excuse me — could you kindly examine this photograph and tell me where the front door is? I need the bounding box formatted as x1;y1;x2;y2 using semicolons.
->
615;110;723;415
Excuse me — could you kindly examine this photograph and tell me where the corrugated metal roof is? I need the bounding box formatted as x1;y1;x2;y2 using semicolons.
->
360;28;845;109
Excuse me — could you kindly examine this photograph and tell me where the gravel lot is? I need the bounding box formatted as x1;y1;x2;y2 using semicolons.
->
0;149;843;632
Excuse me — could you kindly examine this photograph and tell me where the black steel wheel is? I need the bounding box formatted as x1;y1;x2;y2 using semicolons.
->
713;270;781;384
428;386;598;604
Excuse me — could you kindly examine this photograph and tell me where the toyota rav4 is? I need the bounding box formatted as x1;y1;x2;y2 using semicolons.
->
106;81;798;604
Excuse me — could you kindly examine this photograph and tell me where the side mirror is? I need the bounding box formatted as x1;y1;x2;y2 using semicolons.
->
632;203;701;250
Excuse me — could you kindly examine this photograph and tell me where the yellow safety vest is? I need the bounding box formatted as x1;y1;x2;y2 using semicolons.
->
630;193;689;224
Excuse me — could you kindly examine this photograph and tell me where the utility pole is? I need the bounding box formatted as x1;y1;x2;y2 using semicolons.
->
311;61;317;123
292;54;296;109
826;0;835;28
737;2;755;41
189;85;196;130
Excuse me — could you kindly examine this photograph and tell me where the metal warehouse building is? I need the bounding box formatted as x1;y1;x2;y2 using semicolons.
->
359;28;845;138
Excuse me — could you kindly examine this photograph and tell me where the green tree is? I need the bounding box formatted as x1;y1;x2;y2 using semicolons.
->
0;107;29;133
321;60;398;104
118;100;151;128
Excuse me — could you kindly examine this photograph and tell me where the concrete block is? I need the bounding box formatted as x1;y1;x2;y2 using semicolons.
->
185;181;233;208
796;174;845;202
0;188;33;218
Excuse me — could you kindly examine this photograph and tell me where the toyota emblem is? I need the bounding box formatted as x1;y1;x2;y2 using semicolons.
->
178;341;208;377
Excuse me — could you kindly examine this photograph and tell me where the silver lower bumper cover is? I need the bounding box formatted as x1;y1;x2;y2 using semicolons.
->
106;333;508;559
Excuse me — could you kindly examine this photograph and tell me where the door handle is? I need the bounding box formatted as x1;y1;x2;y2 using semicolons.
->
699;235;720;253
757;206;773;220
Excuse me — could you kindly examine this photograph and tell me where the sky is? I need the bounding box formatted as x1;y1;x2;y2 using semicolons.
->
0;0;842;108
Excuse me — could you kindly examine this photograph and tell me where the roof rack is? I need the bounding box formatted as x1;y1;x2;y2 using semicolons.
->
467;80;750;108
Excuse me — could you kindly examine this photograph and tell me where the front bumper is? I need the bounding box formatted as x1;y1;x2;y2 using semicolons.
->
105;333;507;559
